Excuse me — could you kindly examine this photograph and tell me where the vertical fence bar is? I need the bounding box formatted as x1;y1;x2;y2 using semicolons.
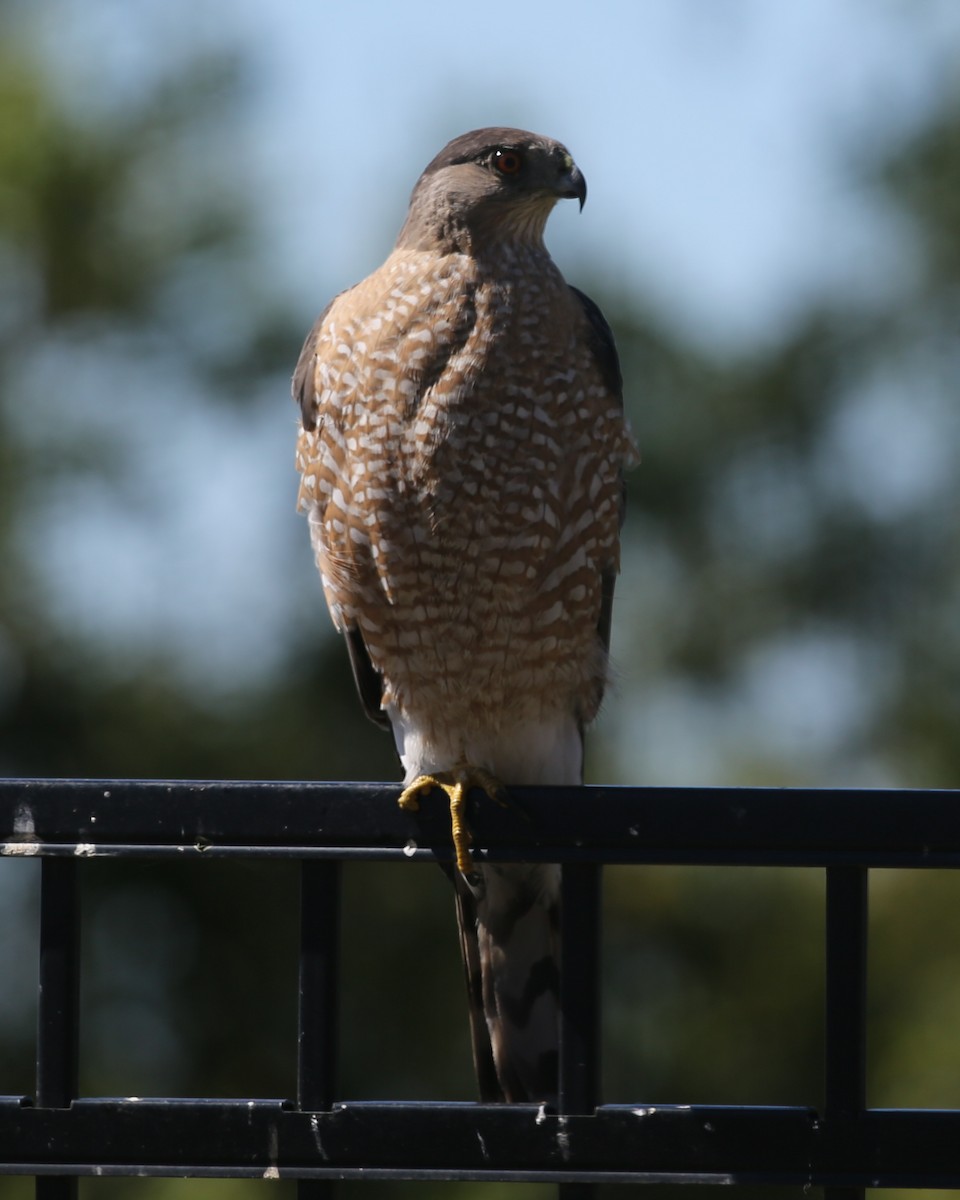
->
297;859;342;1200
558;861;602;1200
824;864;868;1200
35;856;80;1200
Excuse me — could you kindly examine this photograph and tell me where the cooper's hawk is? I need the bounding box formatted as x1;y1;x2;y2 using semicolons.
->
293;127;637;1103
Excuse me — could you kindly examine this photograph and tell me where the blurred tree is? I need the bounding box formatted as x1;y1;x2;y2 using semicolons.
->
605;93;960;792
0;6;959;1200
0;10;399;1186
592;87;960;1200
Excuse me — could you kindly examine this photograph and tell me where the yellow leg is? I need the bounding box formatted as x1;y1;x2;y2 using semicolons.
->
398;766;505;875
448;779;471;875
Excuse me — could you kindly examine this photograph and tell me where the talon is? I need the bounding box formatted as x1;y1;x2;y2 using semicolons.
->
397;766;505;877
397;783;424;813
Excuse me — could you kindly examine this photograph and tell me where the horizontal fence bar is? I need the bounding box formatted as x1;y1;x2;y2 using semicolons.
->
3;1099;960;1187
3;780;960;866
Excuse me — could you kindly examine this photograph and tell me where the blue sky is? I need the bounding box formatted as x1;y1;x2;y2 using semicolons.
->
234;1;960;348
242;0;958;346
30;0;960;350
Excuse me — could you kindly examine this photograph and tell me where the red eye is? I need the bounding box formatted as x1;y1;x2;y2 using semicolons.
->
494;149;523;175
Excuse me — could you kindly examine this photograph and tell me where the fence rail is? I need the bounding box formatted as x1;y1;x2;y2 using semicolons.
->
3;779;960;1197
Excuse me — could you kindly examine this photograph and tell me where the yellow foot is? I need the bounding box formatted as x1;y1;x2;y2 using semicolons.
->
398;766;505;876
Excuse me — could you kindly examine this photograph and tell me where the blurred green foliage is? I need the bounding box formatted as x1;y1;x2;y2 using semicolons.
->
0;9;959;1200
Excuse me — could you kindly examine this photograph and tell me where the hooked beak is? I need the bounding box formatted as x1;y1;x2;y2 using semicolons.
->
558;163;587;211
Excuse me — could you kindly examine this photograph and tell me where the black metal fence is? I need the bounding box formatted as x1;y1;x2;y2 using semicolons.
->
3;778;960;1197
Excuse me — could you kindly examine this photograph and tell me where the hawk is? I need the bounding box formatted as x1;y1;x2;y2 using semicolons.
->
293;127;637;1103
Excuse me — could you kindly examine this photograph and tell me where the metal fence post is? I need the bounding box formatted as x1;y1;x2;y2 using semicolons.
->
297;859;342;1199
558;861;602;1200
824;864;868;1200
35;856;81;1200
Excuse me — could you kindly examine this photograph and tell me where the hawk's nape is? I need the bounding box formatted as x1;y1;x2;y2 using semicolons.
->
293;127;637;1104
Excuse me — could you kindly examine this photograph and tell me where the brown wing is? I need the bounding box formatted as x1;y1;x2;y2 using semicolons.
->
570;285;631;685
292;300;336;432
345;626;390;731
293;295;390;731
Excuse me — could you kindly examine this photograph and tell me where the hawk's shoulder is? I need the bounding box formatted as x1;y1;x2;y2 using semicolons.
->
567;285;631;685
292;279;366;431
292;297;337;432
568;285;622;401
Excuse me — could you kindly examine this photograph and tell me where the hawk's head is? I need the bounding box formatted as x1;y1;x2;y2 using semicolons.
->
396;127;587;253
